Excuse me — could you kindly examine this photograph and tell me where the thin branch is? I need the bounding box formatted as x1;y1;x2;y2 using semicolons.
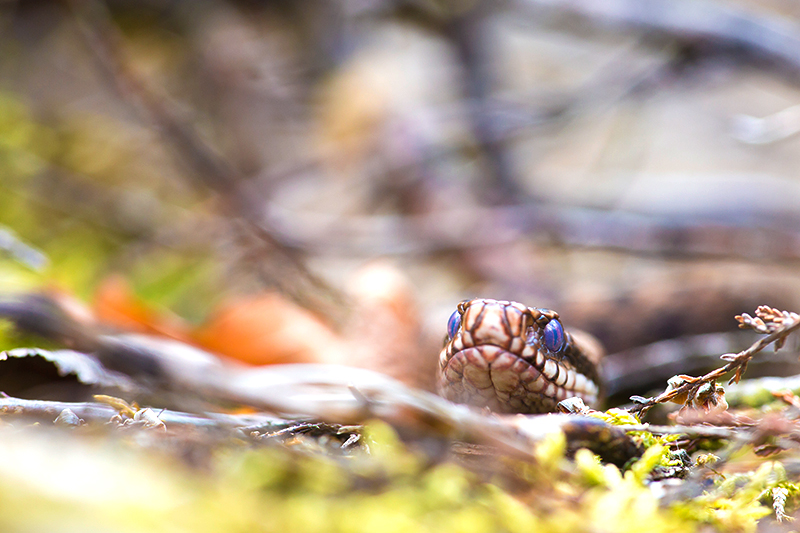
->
0;226;48;271
517;0;800;79
67;0;346;313
69;0;237;194
263;198;800;261
0;395;289;430
446;4;523;201
629;307;800;415
616;423;739;440
67;0;800;271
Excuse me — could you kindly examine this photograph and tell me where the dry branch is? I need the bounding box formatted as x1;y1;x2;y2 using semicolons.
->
67;0;345;315
518;0;800;78
630;307;800;415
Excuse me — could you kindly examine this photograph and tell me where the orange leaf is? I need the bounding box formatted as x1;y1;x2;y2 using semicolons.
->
191;294;341;366
93;275;191;341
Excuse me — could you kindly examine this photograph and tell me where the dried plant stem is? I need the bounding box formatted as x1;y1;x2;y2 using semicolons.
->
629;309;800;415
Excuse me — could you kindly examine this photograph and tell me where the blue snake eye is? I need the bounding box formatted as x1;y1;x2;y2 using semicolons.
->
447;310;462;338
544;319;565;353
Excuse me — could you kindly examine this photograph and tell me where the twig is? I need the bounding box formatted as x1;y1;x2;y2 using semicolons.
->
446;4;523;201
264;198;800;261
66;0;346;315
0;395;289;430
615;423;739;439
629;307;800;415
517;0;800;79
68;0;237;194
67;0;800;271
0;226;48;271
602;331;764;397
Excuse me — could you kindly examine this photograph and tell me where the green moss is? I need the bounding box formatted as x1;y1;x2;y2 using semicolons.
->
672;461;789;532
0;416;790;533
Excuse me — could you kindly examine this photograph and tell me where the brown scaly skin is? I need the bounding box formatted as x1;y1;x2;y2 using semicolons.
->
438;299;604;414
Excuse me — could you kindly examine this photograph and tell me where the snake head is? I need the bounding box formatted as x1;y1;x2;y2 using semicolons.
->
438;298;601;413
445;300;565;355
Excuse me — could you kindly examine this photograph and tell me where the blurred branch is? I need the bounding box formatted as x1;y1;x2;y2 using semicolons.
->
0;291;639;463
446;4;523;201
0;226;48;271
519;0;800;77
0;395;291;430
614;423;738;439
732;104;800;145
602;331;762;398
264;199;800;261
69;0;237;195
66;0;346;315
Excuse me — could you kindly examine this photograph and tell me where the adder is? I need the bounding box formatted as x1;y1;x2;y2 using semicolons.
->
438;298;606;414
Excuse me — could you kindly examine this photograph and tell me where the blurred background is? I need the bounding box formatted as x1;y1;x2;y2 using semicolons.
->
3;0;800;398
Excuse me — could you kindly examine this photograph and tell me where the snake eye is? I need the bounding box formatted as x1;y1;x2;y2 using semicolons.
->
544;319;565;353
447;310;462;338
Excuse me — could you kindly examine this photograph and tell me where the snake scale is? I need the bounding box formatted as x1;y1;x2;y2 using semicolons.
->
438;298;605;413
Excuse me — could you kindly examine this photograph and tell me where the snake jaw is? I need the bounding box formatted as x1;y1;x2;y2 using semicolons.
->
438;298;602;414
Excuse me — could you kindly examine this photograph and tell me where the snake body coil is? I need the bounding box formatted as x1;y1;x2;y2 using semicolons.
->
438;299;603;413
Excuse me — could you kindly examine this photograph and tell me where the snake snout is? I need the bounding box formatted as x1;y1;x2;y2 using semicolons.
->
460;299;528;351
469;312;512;348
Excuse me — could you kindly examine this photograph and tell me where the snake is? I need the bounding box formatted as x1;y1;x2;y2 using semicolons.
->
438;298;604;413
